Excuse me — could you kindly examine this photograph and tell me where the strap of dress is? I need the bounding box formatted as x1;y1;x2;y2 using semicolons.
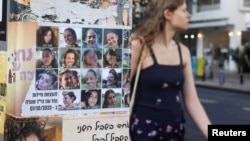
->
175;40;183;66
149;47;158;64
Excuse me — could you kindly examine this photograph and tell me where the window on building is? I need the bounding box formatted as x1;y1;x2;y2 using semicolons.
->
199;0;220;5
187;0;193;14
243;0;250;7
240;0;250;11
197;0;220;12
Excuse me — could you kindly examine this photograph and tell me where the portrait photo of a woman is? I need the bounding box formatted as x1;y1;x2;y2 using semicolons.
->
59;48;80;68
59;27;81;47
36;26;59;47
102;68;121;88
81;68;101;89
103;29;123;48
102;88;122;108
82;28;103;48
58;90;80;110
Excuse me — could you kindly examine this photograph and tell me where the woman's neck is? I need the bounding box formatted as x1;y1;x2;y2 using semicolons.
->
66;104;73;109
162;24;176;47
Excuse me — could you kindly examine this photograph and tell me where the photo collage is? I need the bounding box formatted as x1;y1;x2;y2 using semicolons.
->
35;26;132;112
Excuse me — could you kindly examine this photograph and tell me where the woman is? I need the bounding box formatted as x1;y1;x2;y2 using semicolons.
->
59;69;74;89
71;70;80;89
5;115;48;141
104;49;119;68
129;0;211;141
104;29;120;48
62;91;77;110
85;69;99;89
123;52;131;68
82;89;101;109
102;89;116;108
37;26;58;47
122;69;130;88
36;69;58;90
82;49;101;68
63;28;79;47
84;28;99;48
62;49;80;68
106;69;119;88
37;48;58;68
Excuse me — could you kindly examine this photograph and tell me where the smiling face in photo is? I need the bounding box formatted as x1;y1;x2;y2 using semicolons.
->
64;52;75;67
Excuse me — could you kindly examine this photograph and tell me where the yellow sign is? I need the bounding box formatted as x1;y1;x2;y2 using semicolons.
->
197;57;204;77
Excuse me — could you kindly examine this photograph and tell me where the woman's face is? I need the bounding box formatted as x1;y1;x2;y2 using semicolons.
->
86;29;98;46
105;54;117;66
106;32;118;47
63;94;73;108
65;52;75;67
61;72;74;88
44;30;52;44
107;72;116;86
85;51;98;66
88;91;98;107
86;71;98;88
42;50;54;66
107;92;116;106
169;2;190;31
38;73;53;89
64;30;76;46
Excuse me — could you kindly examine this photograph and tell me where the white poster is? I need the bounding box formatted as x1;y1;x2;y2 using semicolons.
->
63;114;130;141
7;0;133;117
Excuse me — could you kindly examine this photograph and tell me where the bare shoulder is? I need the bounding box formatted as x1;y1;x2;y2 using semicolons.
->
131;39;142;47
130;37;143;53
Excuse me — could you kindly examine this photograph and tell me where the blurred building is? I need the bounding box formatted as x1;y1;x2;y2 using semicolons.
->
181;0;250;72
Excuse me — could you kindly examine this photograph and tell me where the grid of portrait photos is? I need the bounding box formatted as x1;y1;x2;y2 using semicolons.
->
35;26;132;112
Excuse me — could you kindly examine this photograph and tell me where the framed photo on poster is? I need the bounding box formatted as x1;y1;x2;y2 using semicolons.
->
0;0;7;41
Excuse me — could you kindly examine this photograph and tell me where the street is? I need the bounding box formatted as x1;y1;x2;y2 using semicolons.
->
184;87;250;141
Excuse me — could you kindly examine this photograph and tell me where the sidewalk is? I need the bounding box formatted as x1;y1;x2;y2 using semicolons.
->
195;70;250;94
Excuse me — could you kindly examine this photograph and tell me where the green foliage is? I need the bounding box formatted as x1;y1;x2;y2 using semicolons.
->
230;44;250;67
230;48;244;67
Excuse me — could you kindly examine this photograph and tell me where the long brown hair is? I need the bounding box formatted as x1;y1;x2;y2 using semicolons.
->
133;0;185;47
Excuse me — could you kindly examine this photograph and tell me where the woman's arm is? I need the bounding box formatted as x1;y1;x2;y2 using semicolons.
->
181;44;211;139
129;37;143;81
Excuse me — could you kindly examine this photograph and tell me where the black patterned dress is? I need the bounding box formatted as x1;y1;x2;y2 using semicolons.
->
130;41;186;141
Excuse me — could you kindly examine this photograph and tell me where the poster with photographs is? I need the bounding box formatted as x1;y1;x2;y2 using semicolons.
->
7;0;133;117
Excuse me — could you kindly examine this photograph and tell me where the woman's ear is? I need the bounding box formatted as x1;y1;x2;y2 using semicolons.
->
163;9;173;21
